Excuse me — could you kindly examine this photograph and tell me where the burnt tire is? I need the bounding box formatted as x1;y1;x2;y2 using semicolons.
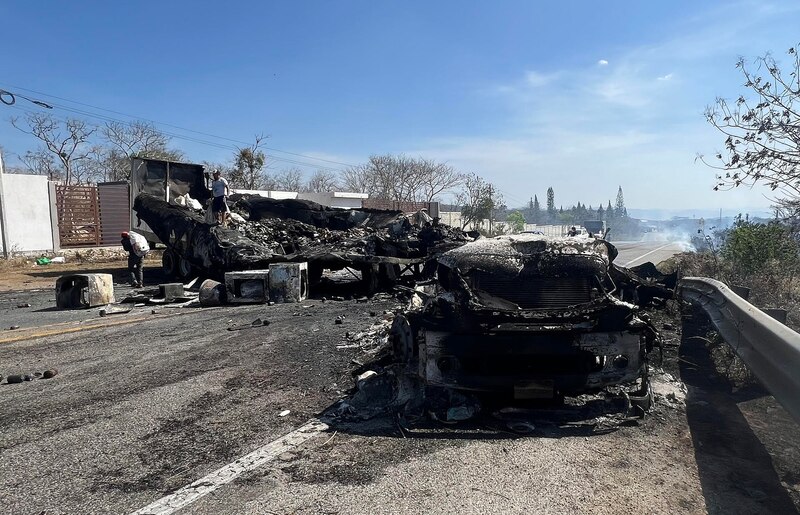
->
360;265;380;295
390;315;416;363
177;257;195;280
162;250;178;278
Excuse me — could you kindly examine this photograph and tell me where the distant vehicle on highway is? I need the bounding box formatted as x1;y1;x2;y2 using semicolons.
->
583;219;607;238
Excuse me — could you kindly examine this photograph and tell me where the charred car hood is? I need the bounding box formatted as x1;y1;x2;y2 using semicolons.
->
438;234;618;278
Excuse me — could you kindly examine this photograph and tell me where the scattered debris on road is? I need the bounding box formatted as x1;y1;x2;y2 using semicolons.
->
2;368;58;384
227;318;271;331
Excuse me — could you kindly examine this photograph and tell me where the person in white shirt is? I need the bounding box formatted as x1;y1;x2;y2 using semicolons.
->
210;169;230;225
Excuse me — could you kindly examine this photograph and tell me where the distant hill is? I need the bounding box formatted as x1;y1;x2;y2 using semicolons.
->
627;207;773;221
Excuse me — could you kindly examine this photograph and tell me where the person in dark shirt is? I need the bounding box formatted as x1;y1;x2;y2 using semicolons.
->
121;232;143;287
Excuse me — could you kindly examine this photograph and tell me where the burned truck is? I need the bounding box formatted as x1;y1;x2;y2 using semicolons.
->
392;233;659;405
133;190;474;289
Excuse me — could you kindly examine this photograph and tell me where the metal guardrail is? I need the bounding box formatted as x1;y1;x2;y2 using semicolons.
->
678;277;800;422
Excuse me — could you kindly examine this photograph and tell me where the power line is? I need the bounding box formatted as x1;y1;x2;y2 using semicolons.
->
5;102;348;173
0;83;361;168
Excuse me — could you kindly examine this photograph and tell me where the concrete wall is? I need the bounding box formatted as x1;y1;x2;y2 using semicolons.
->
233;189;368;209
438;211;569;236
298;191;367;209
0;173;55;253
233;189;298;200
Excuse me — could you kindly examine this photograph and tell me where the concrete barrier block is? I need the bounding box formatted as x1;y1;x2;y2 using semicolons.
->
159;283;185;301
225;270;270;304
55;273;115;309
268;262;308;303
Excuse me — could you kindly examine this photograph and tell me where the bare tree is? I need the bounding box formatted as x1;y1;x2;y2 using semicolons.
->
268;167;304;191
100;121;183;181
72;145;107;185
303;169;340;192
702;46;800;206
230;135;267;189
417;158;463;202
340;154;461;202
10;113;96;185
341;163;378;194
17;148;61;180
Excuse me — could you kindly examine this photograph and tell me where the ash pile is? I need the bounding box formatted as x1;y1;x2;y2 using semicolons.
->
233;216;372;256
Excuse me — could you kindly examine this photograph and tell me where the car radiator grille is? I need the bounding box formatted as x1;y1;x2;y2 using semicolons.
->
473;274;592;309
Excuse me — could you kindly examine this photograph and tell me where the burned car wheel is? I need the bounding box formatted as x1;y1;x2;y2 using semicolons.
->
162;250;178;277
177;257;195;279
390;315;417;363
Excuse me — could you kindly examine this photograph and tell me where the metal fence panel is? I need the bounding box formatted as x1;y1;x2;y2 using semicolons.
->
55;185;100;247
98;182;130;245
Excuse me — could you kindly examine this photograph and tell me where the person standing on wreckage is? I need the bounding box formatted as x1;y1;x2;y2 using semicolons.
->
209;169;230;225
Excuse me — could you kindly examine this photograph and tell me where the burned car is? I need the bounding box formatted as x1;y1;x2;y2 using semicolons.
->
392;234;658;405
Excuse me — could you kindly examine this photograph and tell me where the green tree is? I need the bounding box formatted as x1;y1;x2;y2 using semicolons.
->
532;195;541;223
231;135;267;190
615;186;626;217
546;187;556;222
456;173;503;230
507;211;526;233
721;216;800;280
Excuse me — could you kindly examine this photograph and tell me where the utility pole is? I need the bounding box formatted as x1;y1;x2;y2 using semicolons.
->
0;150;10;258
488;184;494;235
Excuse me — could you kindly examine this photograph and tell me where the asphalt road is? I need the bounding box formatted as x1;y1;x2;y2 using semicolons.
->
612;239;690;268
1;241;798;514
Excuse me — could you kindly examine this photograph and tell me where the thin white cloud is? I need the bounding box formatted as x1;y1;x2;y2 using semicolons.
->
597;59;609;66
657;73;674;81
524;70;559;87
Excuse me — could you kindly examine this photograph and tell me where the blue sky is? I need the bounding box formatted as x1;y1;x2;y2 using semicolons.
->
1;0;799;212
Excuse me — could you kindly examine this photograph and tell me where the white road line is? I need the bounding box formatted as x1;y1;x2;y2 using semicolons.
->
623;243;674;267
131;419;329;515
